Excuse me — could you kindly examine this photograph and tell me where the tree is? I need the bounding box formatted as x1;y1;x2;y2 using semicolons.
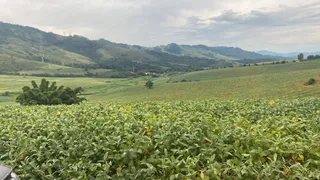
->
145;80;154;89
297;53;304;61
307;55;315;60
16;79;86;105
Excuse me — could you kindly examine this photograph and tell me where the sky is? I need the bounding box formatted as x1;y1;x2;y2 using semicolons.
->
0;0;320;52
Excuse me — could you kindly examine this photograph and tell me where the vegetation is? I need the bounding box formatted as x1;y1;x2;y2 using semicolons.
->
305;78;316;86
0;22;236;75
298;53;304;61
145;80;154;89
1;91;9;96
1;99;320;179
157;44;283;61
16;79;85;105
307;54;320;60
2;60;320;104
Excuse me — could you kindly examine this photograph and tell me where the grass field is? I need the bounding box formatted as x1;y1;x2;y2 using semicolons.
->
1;60;320;105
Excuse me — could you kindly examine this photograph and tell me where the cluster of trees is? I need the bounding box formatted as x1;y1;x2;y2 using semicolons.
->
16;79;86;105
307;55;320;60
0;91;10;96
297;53;320;61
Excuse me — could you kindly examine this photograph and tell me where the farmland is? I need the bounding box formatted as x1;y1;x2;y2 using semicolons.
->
1;60;320;179
1;60;320;105
1;99;320;179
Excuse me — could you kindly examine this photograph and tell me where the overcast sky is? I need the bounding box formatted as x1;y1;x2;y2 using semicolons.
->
0;0;320;52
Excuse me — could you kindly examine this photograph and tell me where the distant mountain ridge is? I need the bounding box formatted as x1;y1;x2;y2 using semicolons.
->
155;43;284;61
258;50;320;58
0;21;282;74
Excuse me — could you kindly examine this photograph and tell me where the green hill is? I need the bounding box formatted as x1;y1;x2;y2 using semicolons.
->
101;60;320;102
0;22;233;74
155;43;284;61
0;22;283;76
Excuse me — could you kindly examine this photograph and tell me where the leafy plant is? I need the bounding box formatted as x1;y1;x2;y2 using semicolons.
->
1;99;320;179
16;79;86;105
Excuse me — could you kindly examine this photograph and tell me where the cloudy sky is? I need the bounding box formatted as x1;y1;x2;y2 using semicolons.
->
0;0;320;52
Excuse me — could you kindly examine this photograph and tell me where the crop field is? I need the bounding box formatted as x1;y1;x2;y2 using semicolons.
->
1;60;320;105
0;99;320;179
0;75;149;105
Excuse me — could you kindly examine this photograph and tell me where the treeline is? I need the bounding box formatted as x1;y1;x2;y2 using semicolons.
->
307;54;320;60
0;71;150;78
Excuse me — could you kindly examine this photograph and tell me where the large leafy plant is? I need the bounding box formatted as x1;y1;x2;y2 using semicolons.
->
16;79;85;105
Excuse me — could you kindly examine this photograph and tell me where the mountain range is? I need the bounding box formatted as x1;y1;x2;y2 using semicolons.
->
257;50;320;58
0;21;286;76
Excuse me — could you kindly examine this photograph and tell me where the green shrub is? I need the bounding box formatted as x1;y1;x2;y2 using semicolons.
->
16;79;86;105
145;80;154;89
305;78;316;86
1;91;10;96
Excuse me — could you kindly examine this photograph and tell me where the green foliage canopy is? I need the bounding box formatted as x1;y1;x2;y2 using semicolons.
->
145;80;154;89
16;79;86;105
297;53;304;61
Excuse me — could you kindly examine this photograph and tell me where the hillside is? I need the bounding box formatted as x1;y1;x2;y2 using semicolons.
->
0;22;284;76
156;43;284;61
93;60;320;102
0;22;233;74
258;50;320;58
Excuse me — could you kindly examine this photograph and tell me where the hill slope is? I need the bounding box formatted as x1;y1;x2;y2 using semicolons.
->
258;50;320;58
156;43;284;61
0;22;283;75
0;22;233;74
102;60;320;102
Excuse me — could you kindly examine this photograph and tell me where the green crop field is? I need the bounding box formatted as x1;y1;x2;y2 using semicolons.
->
1;100;320;179
0;75;150;105
1;60;320;105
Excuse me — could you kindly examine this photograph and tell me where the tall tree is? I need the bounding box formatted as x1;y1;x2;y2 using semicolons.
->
297;53;304;61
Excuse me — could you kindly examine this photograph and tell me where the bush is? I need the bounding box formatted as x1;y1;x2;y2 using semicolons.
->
1;91;10;96
145;80;154;89
16;79;86;105
305;78;316;86
181;79;187;82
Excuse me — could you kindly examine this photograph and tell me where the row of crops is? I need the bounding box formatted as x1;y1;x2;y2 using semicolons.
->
1;99;320;179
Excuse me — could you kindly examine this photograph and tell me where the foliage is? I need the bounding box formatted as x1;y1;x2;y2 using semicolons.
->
16;79;86;105
1;91;10;96
305;78;316;86
164;43;182;54
145;80;154;89
307;54;320;60
1;99;320;179
298;53;304;61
